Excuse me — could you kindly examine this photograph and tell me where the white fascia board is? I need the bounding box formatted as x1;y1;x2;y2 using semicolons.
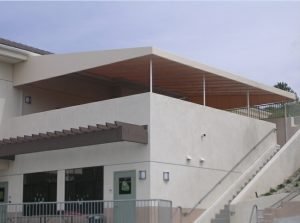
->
0;44;29;63
13;47;153;86
152;47;296;101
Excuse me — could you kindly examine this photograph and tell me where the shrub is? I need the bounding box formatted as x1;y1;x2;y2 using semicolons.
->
277;184;285;190
285;179;292;184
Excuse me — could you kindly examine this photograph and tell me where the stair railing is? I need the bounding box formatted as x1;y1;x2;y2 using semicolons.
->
271;189;300;208
248;204;258;223
184;128;277;216
250;189;300;223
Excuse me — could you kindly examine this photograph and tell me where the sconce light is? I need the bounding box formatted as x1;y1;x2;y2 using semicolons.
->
200;157;205;164
163;171;170;182
24;96;32;104
186;155;192;162
138;170;147;180
201;133;206;138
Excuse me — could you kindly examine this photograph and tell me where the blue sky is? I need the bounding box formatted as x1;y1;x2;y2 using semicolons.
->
1;1;299;95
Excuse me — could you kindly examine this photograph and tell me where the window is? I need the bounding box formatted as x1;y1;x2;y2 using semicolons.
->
23;171;57;202
65;166;103;201
23;171;57;216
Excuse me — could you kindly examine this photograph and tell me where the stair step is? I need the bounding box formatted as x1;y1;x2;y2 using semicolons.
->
215;214;230;219
211;218;230;223
219;210;229;216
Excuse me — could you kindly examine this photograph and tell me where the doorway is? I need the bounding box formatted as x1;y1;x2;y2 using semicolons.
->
0;182;8;223
113;170;136;223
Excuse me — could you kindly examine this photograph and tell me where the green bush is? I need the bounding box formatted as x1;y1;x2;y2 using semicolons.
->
277;184;285;190
285;179;292;184
263;192;272;196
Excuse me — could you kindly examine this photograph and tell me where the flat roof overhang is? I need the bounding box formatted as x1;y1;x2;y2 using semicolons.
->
0;122;148;160
13;47;296;109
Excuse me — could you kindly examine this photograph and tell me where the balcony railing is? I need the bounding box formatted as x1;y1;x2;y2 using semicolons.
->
227;101;300;120
0;199;172;223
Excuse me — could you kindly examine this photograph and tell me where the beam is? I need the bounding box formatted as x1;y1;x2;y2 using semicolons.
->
0;122;148;158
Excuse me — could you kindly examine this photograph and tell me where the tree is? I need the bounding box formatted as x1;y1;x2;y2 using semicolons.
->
274;82;298;101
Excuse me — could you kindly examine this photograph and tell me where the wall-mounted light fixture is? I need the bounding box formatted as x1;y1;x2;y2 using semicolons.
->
163;171;170;182
201;133;206;138
24;96;32;104
186;155;192;162
138;170;147;180
199;157;205;164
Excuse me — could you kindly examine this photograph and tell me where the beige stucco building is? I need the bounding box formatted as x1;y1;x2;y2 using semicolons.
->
0;38;298;223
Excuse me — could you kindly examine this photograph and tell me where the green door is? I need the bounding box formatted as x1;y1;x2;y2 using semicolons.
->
0;182;8;223
114;170;136;223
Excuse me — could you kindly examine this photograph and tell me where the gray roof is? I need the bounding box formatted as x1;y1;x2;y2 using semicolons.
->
0;37;52;55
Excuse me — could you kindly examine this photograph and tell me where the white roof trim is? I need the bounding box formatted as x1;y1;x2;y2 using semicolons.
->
13;47;152;86
152;47;296;100
0;44;29;63
13;46;295;100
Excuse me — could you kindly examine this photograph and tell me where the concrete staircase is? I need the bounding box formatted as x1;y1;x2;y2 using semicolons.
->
211;205;230;223
192;141;281;223
208;145;281;223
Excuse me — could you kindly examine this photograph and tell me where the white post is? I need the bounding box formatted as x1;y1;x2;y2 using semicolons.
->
284;103;288;143
247;90;250;117
57;170;65;211
203;75;206;106
150;59;153;92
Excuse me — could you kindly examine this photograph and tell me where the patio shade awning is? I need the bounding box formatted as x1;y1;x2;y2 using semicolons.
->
0;121;148;159
13;47;296;109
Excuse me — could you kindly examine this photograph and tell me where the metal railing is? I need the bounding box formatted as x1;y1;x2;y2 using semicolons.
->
248;204;258;223
184;128;277;216
0;199;172;223
228;101;300;120
271;189;300;208
249;190;300;223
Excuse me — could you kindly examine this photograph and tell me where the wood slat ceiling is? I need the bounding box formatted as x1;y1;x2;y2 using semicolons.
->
86;55;289;109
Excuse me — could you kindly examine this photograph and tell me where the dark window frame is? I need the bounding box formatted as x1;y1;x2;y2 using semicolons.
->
65;166;103;202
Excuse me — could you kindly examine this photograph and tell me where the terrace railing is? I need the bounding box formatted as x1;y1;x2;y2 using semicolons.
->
227;101;300;120
0;199;172;223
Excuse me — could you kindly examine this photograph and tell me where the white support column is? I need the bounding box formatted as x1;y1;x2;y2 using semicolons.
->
150;59;153;93
9;175;23;203
284;103;288;143
203;75;206;106
247;90;250;116
57;170;65;209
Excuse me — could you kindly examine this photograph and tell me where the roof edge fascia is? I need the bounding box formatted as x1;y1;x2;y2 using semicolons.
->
13;46;153;86
0;44;29;63
151;47;296;101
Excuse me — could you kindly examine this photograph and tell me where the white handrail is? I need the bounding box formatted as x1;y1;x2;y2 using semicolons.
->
184;128;276;216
